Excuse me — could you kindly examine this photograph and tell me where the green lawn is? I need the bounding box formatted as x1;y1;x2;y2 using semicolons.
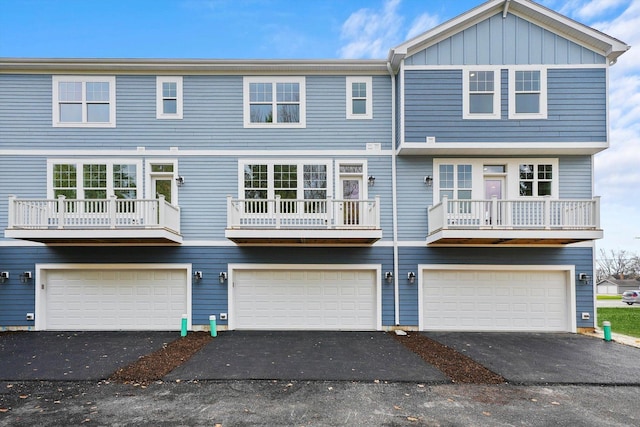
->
597;295;622;300
597;308;640;338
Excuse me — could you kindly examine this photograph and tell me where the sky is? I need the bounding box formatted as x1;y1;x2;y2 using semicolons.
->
0;0;638;254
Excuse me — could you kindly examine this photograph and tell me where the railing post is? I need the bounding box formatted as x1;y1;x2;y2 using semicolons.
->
109;195;117;229
374;196;380;228
275;195;281;229
594;196;600;228
491;196;498;228
544;196;551;229
57;195;66;229
158;195;166;227
326;196;333;228
441;195;449;230
226;195;233;228
7;195;16;229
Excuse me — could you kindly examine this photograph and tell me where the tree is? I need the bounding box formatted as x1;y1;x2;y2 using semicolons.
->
596;249;640;282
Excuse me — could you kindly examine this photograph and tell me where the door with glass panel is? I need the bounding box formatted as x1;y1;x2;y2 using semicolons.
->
339;164;364;226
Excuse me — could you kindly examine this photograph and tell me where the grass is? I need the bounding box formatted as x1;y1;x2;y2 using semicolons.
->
597;308;640;338
597;295;622;300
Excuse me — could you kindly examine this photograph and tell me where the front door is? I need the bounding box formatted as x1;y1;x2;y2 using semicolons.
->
152;177;173;204
484;178;503;225
340;177;362;225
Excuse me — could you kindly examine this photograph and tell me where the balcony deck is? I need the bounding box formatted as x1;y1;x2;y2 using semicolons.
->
5;195;182;244
225;196;382;246
427;196;602;246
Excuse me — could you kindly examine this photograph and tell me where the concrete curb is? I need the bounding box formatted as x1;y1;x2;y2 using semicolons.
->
580;329;640;348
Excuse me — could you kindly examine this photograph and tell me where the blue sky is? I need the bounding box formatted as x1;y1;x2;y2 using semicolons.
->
1;0;639;254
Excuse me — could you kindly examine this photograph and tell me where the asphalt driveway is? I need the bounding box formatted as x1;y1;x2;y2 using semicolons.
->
425;332;640;385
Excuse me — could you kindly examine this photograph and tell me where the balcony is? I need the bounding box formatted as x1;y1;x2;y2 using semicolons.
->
5;195;182;244
225;195;382;245
427;196;601;246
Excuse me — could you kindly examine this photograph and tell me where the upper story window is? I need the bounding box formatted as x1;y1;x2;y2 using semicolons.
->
156;76;183;119
439;164;473;201
49;160;141;200
462;69;500;120
519;163;553;197
509;69;547;119
52;76;116;127
243;77;306;128
346;77;372;119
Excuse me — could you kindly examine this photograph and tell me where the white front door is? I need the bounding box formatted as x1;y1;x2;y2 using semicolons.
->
484;178;504;225
340;177;362;225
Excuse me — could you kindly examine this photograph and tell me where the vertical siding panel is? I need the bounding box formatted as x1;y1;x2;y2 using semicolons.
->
463;26;478;65
489;14;504;65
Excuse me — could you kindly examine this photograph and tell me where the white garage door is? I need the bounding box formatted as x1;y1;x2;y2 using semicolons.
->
42;269;188;330
233;269;377;330
422;269;569;332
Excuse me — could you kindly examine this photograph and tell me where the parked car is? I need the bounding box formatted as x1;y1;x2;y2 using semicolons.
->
622;290;640;305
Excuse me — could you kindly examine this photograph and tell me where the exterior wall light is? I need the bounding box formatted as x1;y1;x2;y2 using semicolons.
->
219;271;228;284
384;271;393;283
368;175;376;186
193;271;203;281
579;273;591;285
0;272;8;284
20;271;32;284
407;271;416;284
424;175;433;187
176;176;185;186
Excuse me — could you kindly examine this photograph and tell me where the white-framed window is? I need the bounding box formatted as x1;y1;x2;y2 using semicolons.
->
438;164;473;201
48;159;142;200
156;77;183;119
509;68;547;119
346;76;372;119
241;160;330;200
519;163;553;197
243;77;306;128
52;76;116;127
462;68;501;119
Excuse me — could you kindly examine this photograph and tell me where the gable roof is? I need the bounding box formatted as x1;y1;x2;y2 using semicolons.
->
388;0;630;71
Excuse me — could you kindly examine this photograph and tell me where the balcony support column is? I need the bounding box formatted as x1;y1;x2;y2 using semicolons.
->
57;195;66;229
544;196;551;230
7;195;16;229
327;196;333;228
158;195;166;227
109;195;117;229
441;195;449;230
594;196;601;228
275;195;281;229
491;196;498;228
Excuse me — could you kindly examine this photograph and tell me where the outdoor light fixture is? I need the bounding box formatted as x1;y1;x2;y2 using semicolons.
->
424;175;433;187
0;272;8;284
20;271;32;284
368;175;376;186
219;271;228;284
193;271;203;281
384;271;393;283
579;273;591;285
176;176;185;186
407;271;416;284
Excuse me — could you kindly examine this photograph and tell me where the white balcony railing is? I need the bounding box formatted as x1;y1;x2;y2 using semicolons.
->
7;195;180;233
227;195;380;230
428;196;600;234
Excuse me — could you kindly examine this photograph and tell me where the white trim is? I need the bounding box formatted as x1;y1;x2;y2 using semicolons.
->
145;158;179;203
243;76;306;128
2;149;394;157
417;263;576;332
404;64;609;71
508;68;548;120
335;159;368;200
397;141;607;156
462;67;501;120
52;75;116;128
35;263;192;331
227;263;382;331
346;76;373;120
46;158;143;199
156;76;183;119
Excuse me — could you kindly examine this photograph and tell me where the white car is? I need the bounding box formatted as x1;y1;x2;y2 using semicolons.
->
622;290;640;305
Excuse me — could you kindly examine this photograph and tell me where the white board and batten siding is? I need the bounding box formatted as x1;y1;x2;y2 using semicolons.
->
419;265;576;332
229;264;381;331
35;264;192;331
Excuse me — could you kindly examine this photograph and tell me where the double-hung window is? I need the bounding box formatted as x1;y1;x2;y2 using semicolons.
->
438;163;473;214
243;77;306;128
509;69;547;119
519;163;553;197
52;76;116;127
346;77;372;119
156;76;183;119
463;69;500;119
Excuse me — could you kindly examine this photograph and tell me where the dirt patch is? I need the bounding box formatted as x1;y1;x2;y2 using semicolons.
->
391;331;505;384
109;331;213;385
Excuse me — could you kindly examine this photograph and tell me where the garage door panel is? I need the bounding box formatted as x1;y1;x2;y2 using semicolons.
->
234;269;377;330
423;269;569;332
44;268;187;331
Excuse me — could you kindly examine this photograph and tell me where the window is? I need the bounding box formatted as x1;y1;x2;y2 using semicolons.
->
156;77;183;119
519;164;553;197
438;164;472;201
48;160;140;200
243;77;306;128
509;69;547;119
346;77;372;119
463;69;500;119
52;76;116;127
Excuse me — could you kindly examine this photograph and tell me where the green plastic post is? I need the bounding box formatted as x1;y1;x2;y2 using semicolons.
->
603;321;612;342
181;314;188;337
210;315;217;337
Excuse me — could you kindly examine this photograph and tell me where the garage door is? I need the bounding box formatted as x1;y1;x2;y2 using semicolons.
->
42;268;188;330
422;269;569;332
232;269;378;330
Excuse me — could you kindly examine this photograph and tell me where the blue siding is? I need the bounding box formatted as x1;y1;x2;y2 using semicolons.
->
404;68;606;143
397;246;595;328
0;246;396;328
406;13;606;66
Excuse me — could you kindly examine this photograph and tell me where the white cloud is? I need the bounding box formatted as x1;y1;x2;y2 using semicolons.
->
405;13;440;40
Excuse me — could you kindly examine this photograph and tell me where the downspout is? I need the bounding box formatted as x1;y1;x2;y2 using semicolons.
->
387;60;400;326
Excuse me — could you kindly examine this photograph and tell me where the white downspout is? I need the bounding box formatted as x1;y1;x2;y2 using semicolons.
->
387;60;400;326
